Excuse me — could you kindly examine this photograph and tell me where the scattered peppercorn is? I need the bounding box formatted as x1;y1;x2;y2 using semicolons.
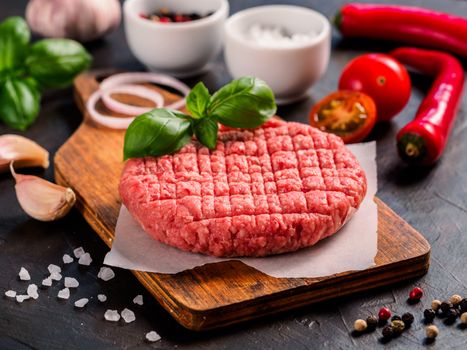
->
391;320;405;334
460;298;467;313
378;307;391;321
402;312;414;326
425;325;439;339
440;301;454;314
445;308;458;324
391;315;401;321
449;294;462;306
354;319;367;332
423;309;436;322
461;312;467;324
382;325;394;339
408;287;423;302
431;299;442;312
366;315;378;331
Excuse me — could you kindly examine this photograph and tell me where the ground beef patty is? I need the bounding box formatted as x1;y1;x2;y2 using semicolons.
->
119;119;367;257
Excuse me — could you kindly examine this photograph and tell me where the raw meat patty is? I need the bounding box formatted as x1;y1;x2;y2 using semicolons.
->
119;119;367;257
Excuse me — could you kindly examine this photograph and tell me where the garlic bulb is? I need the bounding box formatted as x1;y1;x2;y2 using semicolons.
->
10;162;76;222
26;0;121;42
0;134;49;173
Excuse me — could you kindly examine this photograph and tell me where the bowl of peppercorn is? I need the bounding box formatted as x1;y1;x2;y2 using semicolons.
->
124;0;229;77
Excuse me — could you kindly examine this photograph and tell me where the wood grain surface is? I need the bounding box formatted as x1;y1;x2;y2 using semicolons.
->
53;72;430;330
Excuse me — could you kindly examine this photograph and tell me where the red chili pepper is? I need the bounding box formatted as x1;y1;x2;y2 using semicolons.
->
335;3;467;57
390;47;464;165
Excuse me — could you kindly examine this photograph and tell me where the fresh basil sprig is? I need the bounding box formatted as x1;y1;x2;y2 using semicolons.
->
0;16;91;130
123;77;276;160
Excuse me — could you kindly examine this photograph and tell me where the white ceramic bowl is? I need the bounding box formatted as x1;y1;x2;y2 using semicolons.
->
124;0;229;77
225;5;331;104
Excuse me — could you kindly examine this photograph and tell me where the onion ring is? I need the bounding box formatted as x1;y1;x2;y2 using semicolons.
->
101;84;164;116
86;72;191;129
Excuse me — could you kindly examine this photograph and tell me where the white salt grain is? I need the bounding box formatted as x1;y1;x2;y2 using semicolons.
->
97;267;115;281
133;295;143;305
78;253;92;266
146;331;161;342
27;284;39;299
73;247;85;258
19;267;31;281
74;298;89;308
247;24;316;47
48;264;61;274
63;254;74;264
58;288;70;300
42;277;53;287
104;309;120;322
64;277;79;288
50;272;62;281
16;294;30;303
97;294;107;302
121;308;136;323
5;290;16;298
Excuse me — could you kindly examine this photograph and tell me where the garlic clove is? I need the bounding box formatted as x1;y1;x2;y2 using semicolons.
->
0;134;49;174
10;162;76;222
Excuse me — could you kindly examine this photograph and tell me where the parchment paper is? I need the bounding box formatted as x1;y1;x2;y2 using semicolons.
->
104;142;377;278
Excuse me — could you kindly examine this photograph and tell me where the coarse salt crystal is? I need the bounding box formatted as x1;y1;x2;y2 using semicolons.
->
97;267;115;281
48;264;61;274
50;272;62;281
42;277;53;287
73;247;85;258
74;298;89;308
133;295;143;305
104;309;120;322
146;331;161;342
247;24;316;47
78;253;92;266
19;267;31;281
16;294;30;303
97;294;107;302
121;308;136;323
27;284;39;299
63;254;74;264
64;277;79;288
5;290;16;298
58;288;70;300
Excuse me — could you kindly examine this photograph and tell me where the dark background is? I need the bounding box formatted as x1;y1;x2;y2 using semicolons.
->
1;0;466;349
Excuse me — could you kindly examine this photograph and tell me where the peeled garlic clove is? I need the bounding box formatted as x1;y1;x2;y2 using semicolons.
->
10;163;76;222
0;134;49;174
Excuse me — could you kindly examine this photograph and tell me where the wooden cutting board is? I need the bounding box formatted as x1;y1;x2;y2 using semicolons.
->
54;71;430;331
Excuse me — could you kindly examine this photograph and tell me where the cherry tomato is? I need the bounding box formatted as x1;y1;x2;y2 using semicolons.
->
309;91;376;144
339;53;411;121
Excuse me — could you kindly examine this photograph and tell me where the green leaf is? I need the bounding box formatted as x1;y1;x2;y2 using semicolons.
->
208;77;277;128
186;82;211;119
25;39;92;88
124;109;193;160
0;77;41;130
194;117;218;149
0;17;31;71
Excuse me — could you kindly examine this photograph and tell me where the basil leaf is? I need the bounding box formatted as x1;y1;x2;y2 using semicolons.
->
194;117;218;149
0;17;30;71
0;77;40;130
25;39;92;88
124;109;193;160
186;82;210;119
208;77;276;128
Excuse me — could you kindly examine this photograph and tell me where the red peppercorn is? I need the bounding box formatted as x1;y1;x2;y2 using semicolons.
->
409;287;423;301
139;13;149;19
159;17;172;23
378;307;392;321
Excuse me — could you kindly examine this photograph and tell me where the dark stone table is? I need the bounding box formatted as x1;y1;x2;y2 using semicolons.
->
1;0;466;349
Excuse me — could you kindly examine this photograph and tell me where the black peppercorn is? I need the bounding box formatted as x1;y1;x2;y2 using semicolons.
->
440;301;453;313
460;298;467;313
391;315;401;321
445;308;458;324
366;315;378;331
424;309;436;322
382;325;393;339
402;312;414;326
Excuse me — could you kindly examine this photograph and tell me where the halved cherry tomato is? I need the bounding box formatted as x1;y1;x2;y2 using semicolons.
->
339;53;411;121
309;91;377;144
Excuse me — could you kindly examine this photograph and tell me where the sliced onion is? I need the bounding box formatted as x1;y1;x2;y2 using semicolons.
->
86;72;191;129
101;84;164;116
